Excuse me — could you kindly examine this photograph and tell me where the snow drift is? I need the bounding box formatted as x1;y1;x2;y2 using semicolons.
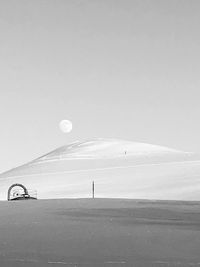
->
0;138;200;200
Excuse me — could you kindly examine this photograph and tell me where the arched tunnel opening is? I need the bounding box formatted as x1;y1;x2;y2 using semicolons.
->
7;183;37;201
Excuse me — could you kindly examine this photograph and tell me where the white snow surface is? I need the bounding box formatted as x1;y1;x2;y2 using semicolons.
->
0;138;200;201
36;138;181;161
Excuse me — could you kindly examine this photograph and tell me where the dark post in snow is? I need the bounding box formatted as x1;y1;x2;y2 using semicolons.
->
92;181;95;199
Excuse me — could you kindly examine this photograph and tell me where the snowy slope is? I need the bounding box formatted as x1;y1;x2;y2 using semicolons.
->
0;138;200;200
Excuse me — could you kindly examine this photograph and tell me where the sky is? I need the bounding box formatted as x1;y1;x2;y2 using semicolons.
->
0;0;200;172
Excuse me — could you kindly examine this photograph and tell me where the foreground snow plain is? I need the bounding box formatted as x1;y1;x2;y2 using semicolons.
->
0;198;200;266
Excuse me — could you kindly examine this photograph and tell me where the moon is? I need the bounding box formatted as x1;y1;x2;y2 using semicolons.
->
59;120;73;133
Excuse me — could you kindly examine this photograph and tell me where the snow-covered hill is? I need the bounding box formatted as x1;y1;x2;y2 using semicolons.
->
0;138;200;200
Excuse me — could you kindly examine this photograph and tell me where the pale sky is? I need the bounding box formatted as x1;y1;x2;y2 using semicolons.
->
0;0;200;172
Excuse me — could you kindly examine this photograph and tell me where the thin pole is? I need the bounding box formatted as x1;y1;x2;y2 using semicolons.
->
92;181;95;199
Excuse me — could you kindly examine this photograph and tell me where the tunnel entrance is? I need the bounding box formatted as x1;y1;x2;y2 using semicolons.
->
7;183;37;201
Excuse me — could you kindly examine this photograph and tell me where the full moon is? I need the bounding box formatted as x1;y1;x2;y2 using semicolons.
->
59;120;73;133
